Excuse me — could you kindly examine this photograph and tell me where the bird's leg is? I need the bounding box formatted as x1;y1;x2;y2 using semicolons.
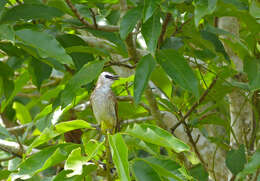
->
105;131;112;181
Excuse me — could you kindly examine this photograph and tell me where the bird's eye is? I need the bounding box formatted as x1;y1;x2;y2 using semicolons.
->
105;74;112;79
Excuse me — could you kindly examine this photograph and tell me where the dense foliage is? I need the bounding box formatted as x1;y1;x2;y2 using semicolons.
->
0;0;259;180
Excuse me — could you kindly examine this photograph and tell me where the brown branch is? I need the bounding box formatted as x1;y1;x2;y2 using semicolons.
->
0;155;15;162
171;76;218;133
172;16;193;36
125;33;138;62
89;8;98;29
65;0;119;32
158;13;172;48
122;116;154;125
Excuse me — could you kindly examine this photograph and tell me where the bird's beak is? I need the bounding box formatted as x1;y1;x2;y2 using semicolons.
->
106;75;119;80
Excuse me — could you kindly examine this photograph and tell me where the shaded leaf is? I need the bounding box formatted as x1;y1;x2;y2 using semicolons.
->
249;0;260;18
134;54;156;103
109;134;131;181
0;4;64;23
132;159;161;181
161;37;184;50
243;56;260;90
194;0;217;27
237;148;260;178
29;58;52;89
66;45;110;57
120;6;142;40
225;145;246;175
143;0;159;22
200;30;230;62
156;49;200;97
190;164;209;181
16;29;74;65
141;10;162;53
0;24;15;41
125;123;190;153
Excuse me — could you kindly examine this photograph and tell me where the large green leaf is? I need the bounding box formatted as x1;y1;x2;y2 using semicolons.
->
64;147;98;176
1;71;30;112
0;4;63;23
243;56;260;90
237;148;260;179
125;123;190;153
60;60;104;107
12;144;78;180
29;58;52;89
225;145;246;175
194;0;217;27
190;164;209;181
132;159;161;181
143;157;183;180
12;102;32;124
143;0;160;22
200;30;230;62
120;6;142;40
109;134;131;181
141;10;162;53
15;29;74;65
29;120;93;149
134;54;156;104
156;49;200;97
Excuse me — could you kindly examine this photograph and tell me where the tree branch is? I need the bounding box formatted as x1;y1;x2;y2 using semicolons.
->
65;0;119;32
122;116;154;125
145;86;165;128
158;13;172;48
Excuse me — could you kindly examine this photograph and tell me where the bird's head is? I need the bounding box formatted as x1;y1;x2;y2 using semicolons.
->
96;72;119;88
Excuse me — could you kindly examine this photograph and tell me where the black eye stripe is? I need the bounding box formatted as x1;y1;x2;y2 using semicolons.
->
105;75;113;79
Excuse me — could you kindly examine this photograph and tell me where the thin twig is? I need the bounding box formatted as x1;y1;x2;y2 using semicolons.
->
158;13;172;48
89;8;98;29
172;16;193;36
171;76;218;133
122;116;154;125
65;0;119;32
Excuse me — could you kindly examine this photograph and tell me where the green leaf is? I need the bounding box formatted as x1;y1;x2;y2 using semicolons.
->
249;0;260;18
244;56;260;90
125;123;190;153
143;0;159;22
1;71;30;112
134;54;156;103
29;58;52;89
190;164;209;181
55;120;93;133
0;62;13;77
0;24;15;41
143;157;183;180
60;60;104;107
109;134;131;181
161;37;184;50
12;144;77;180
16;29;74;65
194;0;217;27
0;125;11;138
156;49;200;97
200;30;230;62
141;10;162;53
64;147;97;176
12;102;32;124
66;45;110;57
0;170;11;180
225;145;246;175
237;148;260;179
29;120;93;149
120;6;142;40
132;159;161;181
0;4;64;23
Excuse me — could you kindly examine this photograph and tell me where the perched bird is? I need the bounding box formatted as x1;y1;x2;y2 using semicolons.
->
90;72;119;133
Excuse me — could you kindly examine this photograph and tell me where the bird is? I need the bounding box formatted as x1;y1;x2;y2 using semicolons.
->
90;72;119;134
